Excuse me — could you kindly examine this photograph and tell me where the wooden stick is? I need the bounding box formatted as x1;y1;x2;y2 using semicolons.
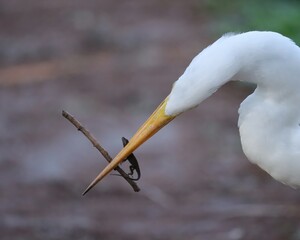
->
62;110;141;193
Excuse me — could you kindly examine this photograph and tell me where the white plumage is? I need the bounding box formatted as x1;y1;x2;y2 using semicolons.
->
84;31;300;194
166;31;300;187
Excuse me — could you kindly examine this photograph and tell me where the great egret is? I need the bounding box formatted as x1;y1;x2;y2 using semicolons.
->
83;31;300;194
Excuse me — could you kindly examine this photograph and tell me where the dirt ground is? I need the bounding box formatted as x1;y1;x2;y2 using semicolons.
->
1;1;300;239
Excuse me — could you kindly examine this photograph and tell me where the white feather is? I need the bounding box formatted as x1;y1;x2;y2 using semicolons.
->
165;31;300;187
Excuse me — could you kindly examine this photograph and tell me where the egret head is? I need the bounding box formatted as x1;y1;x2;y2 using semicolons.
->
83;67;221;194
165;74;214;116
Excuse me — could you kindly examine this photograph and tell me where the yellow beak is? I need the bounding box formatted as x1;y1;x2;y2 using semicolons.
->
83;96;176;195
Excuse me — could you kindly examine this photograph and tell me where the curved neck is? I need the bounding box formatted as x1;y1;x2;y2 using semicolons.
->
166;31;300;115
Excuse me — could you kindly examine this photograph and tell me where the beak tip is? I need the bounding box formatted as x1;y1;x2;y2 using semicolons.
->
82;187;91;196
82;181;97;196
82;189;89;196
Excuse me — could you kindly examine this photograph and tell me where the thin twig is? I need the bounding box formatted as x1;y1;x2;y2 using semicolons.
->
62;110;140;193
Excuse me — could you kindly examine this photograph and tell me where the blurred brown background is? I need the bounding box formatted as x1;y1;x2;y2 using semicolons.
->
1;1;300;239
